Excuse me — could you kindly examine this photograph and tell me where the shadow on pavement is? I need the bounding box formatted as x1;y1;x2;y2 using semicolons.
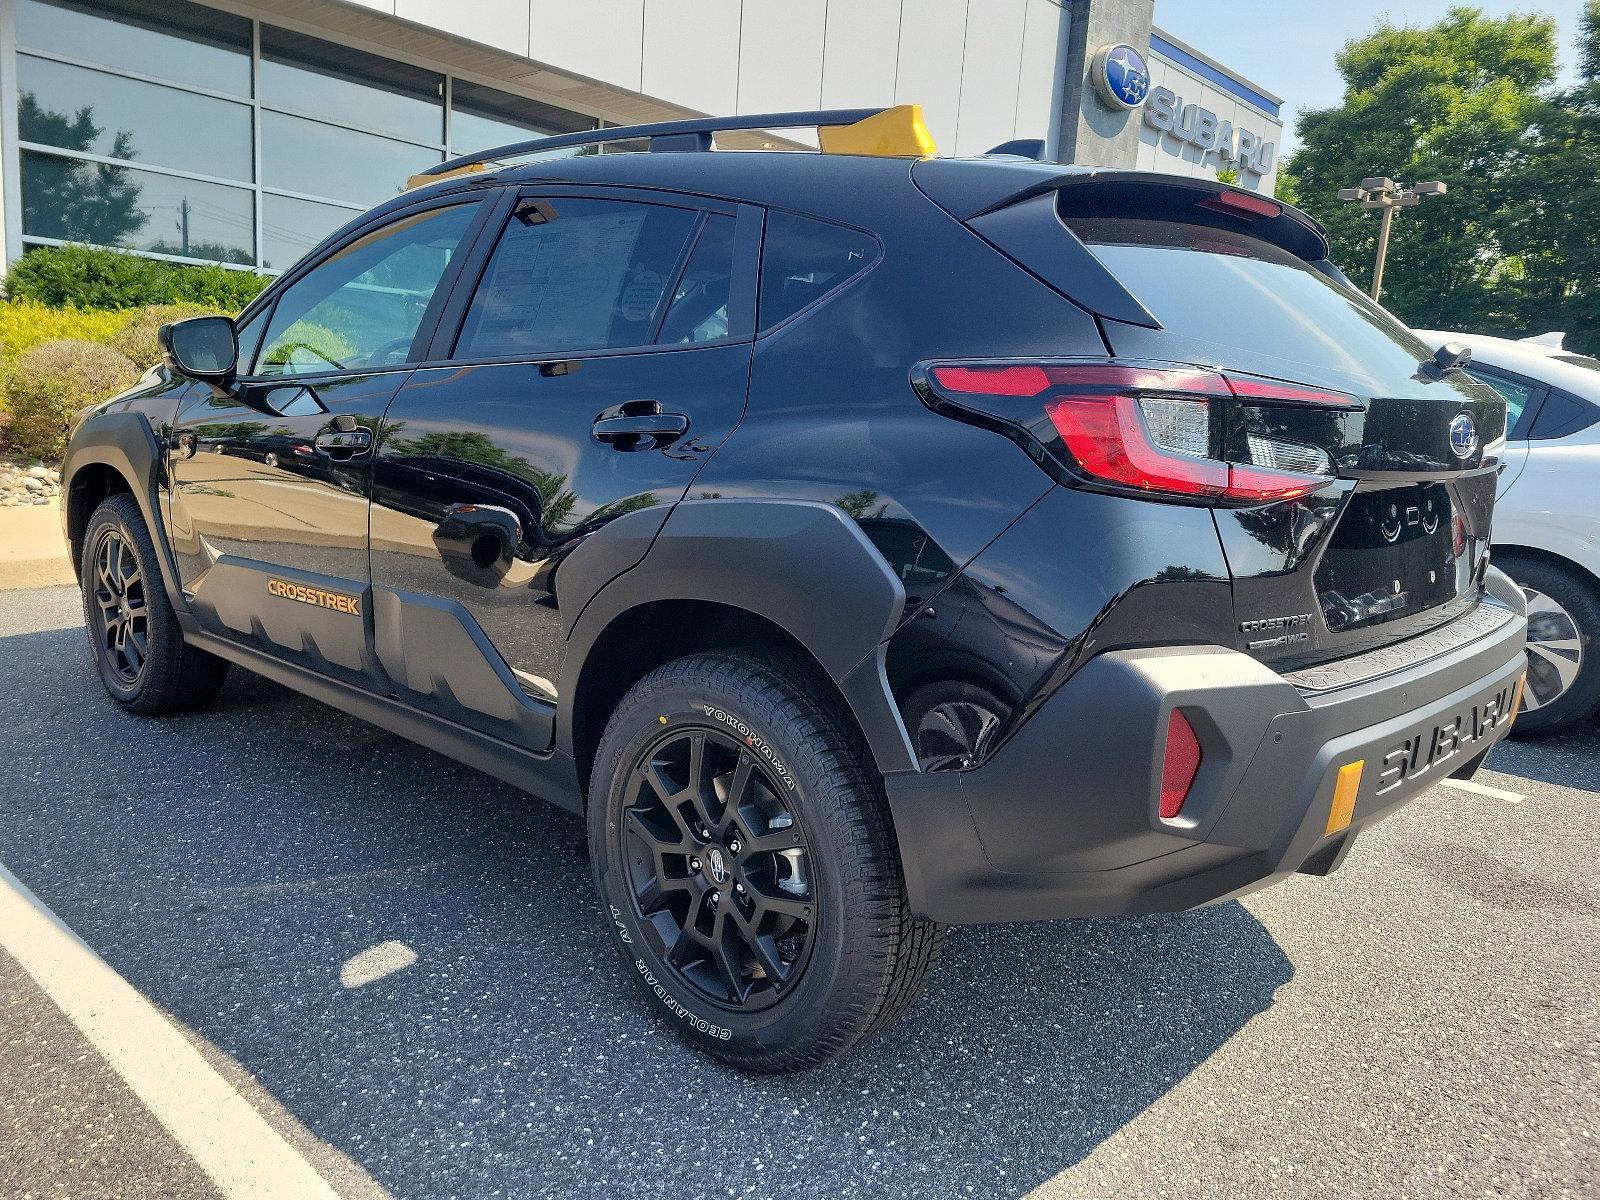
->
0;622;1293;1199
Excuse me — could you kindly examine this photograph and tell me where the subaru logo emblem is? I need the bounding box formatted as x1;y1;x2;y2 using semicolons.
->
1093;44;1151;111
1448;412;1477;459
706;847;728;885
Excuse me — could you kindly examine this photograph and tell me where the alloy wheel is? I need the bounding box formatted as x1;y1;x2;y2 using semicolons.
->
1521;585;1585;712
620;727;815;1012
90;527;149;687
914;699;1002;771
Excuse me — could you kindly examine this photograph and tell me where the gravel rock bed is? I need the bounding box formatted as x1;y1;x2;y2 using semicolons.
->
0;459;60;506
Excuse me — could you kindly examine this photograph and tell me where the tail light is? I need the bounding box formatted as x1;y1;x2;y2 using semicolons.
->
919;361;1356;507
1159;709;1203;819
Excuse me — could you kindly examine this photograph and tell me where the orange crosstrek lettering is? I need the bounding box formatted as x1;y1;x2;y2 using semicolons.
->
265;578;361;615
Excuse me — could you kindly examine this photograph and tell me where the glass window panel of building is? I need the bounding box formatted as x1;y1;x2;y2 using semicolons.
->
17;54;253;183
261;194;364;273
449;79;595;158
261;111;441;210
260;26;443;146
15;0;251;97
20;151;255;264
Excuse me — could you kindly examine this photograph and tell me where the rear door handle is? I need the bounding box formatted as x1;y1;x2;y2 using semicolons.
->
314;428;372;457
592;413;689;446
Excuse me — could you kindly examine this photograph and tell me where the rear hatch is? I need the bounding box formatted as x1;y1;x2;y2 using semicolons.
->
916;165;1507;672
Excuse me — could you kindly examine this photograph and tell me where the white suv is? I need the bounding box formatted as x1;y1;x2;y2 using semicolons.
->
1418;330;1600;734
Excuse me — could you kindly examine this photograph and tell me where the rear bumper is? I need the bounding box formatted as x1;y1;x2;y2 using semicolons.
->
886;587;1527;923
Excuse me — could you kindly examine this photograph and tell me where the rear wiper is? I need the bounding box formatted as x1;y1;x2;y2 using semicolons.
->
1415;341;1471;384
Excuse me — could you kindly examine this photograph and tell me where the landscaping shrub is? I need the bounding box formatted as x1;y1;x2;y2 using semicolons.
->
0;299;128;368
4;339;139;460
4;244;269;311
107;303;218;368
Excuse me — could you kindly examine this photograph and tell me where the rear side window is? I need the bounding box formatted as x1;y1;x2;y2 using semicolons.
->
657;214;737;345
1465;367;1541;435
758;211;877;332
455;197;699;358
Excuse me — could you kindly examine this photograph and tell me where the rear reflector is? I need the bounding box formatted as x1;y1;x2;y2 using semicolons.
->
1159;709;1203;820
923;361;1346;507
1324;759;1364;836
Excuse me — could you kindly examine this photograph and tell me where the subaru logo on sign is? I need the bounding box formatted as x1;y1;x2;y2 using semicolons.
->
1093;44;1151;111
1449;413;1477;459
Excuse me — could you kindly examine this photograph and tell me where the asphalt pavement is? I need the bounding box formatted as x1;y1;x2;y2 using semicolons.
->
0;584;1595;1199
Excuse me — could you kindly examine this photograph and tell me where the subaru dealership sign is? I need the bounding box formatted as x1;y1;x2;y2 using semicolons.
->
1144;85;1278;176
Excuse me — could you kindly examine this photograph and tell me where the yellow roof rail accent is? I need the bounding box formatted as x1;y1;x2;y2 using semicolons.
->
406;161;487;191
818;104;938;158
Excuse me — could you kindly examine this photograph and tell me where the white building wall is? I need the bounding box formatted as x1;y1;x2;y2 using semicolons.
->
1138;48;1284;193
324;0;1069;159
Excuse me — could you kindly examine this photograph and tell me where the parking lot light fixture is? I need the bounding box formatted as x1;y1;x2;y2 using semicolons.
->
1340;178;1448;302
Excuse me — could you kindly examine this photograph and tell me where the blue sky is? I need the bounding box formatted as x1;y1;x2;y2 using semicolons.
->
1153;0;1590;153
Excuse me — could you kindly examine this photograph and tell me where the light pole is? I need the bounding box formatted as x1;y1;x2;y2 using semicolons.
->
1337;178;1447;302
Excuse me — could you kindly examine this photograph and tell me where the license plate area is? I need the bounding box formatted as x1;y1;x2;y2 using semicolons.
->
1317;482;1466;633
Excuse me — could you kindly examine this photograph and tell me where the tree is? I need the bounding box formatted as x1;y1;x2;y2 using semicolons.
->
1513;1;1600;352
17;93;147;248
1280;7;1557;333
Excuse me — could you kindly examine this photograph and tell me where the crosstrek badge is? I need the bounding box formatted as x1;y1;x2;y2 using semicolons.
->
265;578;361;615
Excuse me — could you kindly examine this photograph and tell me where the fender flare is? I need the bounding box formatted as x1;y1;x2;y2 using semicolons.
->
61;410;186;609
559;498;919;774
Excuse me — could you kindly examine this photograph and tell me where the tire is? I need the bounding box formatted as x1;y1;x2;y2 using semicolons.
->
589;649;945;1071
80;493;229;716
1497;553;1600;736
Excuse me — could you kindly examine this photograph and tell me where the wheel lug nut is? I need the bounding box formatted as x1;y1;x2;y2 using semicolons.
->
728;840;741;854
709;891;720;905
690;858;700;870
734;883;744;894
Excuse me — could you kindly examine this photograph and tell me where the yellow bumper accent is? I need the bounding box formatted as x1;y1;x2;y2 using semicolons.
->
818;104;938;158
1509;672;1526;725
1325;759;1364;837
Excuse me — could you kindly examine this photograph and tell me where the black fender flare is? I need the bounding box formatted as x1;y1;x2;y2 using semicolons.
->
61;410;186;610
559;499;919;774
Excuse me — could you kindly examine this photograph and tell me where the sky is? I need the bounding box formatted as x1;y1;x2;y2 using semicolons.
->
1153;0;1590;153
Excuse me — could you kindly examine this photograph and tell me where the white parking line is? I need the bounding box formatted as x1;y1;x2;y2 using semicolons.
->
0;863;343;1200
1437;777;1526;803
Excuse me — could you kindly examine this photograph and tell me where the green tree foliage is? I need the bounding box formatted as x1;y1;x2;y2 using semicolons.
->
1282;7;1559;336
1513;1;1600;352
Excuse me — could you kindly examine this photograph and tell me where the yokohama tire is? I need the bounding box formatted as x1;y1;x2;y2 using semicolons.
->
588;649;944;1071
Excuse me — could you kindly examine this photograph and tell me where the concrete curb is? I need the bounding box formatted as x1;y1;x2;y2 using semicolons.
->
0;500;75;590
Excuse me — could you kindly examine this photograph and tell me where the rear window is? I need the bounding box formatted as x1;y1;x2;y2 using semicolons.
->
1069;217;1442;393
758;211;878;332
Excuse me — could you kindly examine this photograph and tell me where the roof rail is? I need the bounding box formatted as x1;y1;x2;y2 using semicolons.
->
408;105;936;188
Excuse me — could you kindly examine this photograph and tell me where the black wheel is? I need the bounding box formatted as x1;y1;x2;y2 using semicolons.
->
81;494;229;715
589;650;945;1071
1498;553;1600;736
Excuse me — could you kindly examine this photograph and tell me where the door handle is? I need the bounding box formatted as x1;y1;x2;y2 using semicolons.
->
592;398;690;449
314;427;372;458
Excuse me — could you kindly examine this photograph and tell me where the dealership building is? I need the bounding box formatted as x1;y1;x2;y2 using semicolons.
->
0;0;1284;275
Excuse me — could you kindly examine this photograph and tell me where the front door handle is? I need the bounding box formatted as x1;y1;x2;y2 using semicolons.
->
314;427;372;458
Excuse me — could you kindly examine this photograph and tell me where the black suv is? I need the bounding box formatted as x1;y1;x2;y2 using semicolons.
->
61;108;1527;1072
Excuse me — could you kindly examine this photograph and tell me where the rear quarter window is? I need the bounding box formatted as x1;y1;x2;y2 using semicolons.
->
758;211;878;332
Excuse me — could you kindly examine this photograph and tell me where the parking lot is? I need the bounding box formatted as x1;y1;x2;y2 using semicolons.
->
1;582;1595;1200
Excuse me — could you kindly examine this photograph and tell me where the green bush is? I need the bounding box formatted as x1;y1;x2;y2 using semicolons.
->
0;300;129;368
107;303;219;368
4;338;139;460
4;244;269;311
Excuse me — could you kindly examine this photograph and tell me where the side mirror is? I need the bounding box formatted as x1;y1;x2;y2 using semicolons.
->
159;316;237;384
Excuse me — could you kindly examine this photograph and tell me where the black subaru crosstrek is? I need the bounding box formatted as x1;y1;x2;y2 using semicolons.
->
60;107;1527;1072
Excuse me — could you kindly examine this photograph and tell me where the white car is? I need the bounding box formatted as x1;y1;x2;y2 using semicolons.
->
1418;330;1600;734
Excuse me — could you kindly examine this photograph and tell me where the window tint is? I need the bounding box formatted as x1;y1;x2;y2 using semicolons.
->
255;202;478;377
455;198;699;359
1465;368;1539;434
657;215;737;345
758;211;878;331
